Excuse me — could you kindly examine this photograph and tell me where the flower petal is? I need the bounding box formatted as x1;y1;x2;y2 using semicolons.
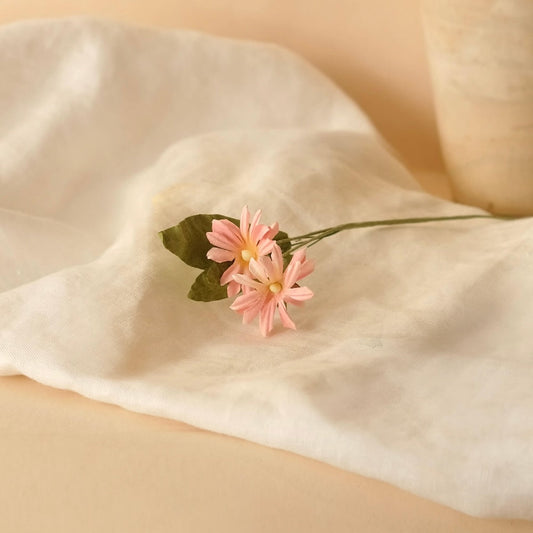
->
260;255;278;282
250;224;268;243
292;249;307;264
265;222;279;240
230;290;264;313
256;238;275;257
206;231;240;251
259;298;276;337
233;273;265;291
242;297;266;324
248;258;270;285
296;258;314;282
249;209;262;237
285;286;313;303
270;244;284;279
276;300;296;330
239;206;250;236
283;261;299;289
212;219;241;241
284;250;313;288
207;247;235;263
227;279;241;298
220;262;240;286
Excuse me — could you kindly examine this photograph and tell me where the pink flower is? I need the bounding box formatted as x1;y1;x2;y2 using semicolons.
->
207;206;279;297
230;244;314;336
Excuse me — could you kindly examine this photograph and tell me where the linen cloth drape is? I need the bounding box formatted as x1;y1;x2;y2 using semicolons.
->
1;18;532;519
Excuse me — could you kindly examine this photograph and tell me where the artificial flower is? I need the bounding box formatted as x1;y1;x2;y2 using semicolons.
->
161;204;512;336
206;206;279;297
231;244;314;336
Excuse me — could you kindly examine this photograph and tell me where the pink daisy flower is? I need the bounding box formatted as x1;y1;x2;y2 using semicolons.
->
230;244;314;336
206;206;279;297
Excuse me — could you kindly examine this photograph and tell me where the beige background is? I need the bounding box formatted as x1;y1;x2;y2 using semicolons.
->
1;1;529;532
2;375;533;533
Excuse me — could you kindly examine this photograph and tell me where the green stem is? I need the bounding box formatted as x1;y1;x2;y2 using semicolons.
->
279;214;511;256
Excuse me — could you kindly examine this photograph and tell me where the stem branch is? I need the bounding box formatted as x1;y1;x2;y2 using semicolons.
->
280;214;510;256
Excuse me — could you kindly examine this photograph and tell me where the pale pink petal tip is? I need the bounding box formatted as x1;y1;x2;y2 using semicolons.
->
240;205;250;233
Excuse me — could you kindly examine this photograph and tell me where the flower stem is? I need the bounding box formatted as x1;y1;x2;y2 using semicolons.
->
278;214;512;256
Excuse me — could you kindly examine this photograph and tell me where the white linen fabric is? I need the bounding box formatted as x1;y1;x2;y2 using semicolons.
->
1;18;532;519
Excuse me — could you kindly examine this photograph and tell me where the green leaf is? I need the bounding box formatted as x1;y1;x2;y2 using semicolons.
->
273;229;291;254
159;214;239;270
188;262;230;301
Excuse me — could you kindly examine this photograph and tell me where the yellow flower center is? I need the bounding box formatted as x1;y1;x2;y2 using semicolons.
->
269;282;282;294
241;249;254;262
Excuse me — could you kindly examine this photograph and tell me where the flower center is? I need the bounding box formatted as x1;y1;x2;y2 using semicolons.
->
269;282;282;294
241;249;254;262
